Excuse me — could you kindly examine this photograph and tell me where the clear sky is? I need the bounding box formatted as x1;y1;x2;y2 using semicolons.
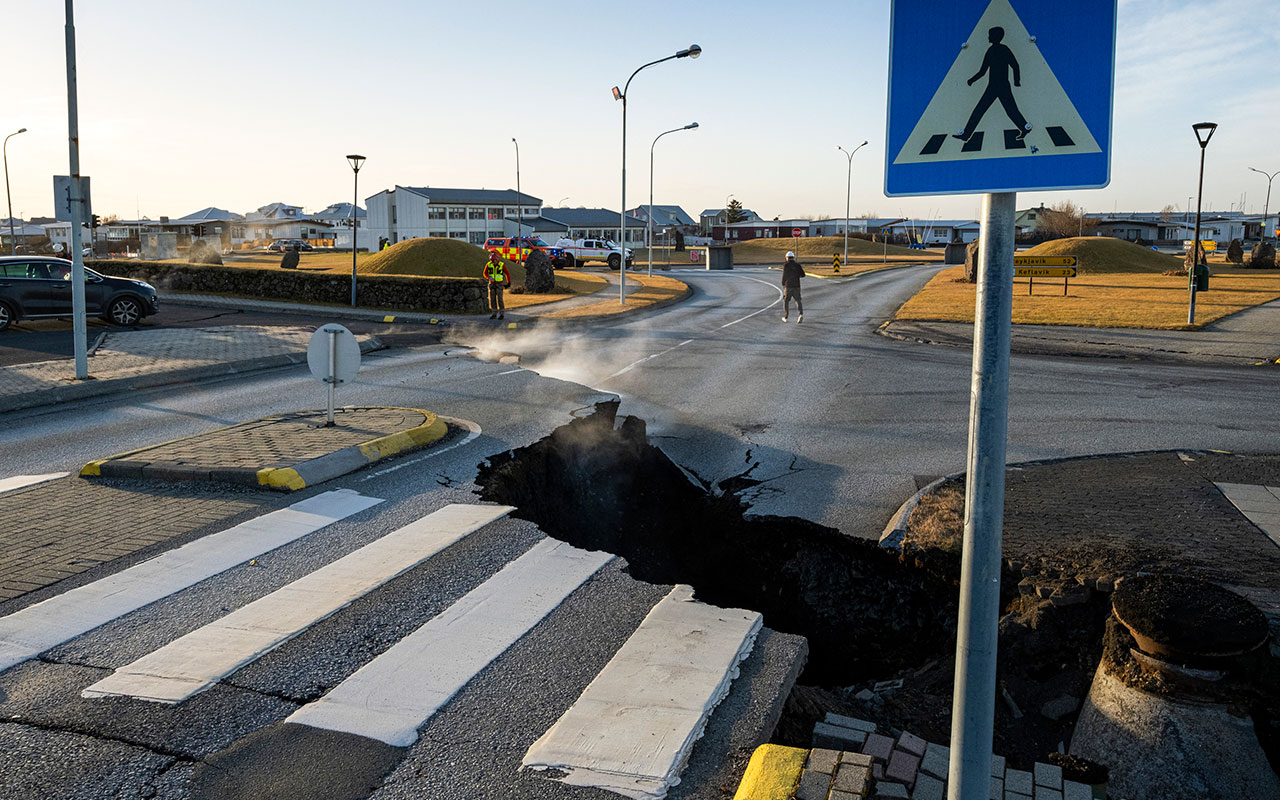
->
4;0;1277;223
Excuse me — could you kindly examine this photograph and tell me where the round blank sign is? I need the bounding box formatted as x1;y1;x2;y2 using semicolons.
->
307;323;361;385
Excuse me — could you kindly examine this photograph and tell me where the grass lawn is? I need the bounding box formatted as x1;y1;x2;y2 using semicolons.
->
540;274;688;320
895;265;1280;329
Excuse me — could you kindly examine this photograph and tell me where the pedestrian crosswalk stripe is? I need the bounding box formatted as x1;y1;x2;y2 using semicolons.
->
0;489;383;676
523;584;763;800
0;473;69;495
285;538;612;747
82;503;512;704
892;0;1102;165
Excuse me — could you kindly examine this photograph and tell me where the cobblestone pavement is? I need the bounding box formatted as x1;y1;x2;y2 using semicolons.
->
92;407;428;475
0;477;270;603
0;325;380;413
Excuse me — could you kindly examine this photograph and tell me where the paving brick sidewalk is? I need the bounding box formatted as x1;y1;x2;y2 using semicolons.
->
0;325;381;414
0;478;271;603
84;406;443;490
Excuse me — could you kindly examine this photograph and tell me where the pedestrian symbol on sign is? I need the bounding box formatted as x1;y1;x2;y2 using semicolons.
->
953;26;1029;145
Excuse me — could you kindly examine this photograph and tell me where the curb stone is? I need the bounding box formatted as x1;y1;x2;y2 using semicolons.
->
733;744;808;800
82;406;448;491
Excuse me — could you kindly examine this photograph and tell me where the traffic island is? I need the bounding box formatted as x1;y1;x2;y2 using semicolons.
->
81;406;448;491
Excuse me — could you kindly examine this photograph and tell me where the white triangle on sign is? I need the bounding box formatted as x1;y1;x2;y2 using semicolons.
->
893;0;1101;165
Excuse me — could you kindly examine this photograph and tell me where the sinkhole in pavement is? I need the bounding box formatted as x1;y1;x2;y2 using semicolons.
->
475;400;959;686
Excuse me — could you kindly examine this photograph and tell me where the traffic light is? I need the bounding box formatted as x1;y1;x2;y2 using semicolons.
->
90;214;100;229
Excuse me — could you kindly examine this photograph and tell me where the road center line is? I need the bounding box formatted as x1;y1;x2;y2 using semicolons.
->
286;538;612;747
0;490;383;675
83;503;513;704
718;276;784;329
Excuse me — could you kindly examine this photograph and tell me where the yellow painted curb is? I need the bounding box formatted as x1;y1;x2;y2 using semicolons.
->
733;744;808;800
383;315;396;322
358;409;448;461
80;460;105;477
257;467;306;491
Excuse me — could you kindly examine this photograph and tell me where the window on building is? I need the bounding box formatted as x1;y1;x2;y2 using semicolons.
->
487;208;502;220
469;208;485;220
448;208;466;220
469;232;486;244
428;207;445;220
488;230;504;239
505;207;518;217
450;231;467;239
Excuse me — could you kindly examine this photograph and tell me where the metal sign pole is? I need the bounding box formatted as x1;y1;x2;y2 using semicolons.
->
326;329;337;426
947;191;1015;800
64;0;88;380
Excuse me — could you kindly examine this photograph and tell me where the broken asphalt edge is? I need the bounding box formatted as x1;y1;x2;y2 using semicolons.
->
0;336;385;415
81;406;448;492
877;448;1232;551
731;744;808;800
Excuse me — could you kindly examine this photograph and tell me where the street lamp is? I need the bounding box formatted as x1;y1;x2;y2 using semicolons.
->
512;138;522;257
1248;167;1278;242
1188;122;1217;325
613;43;701;304
4;128;27;255
346;154;365;307
836;140;868;268
722;192;734;243
649;122;698;276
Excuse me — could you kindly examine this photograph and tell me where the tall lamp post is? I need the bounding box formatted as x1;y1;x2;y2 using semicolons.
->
346;154;364;307
722;193;734;243
512;138;522;256
835;140;868;268
613;43;701;304
1248;167;1278;242
1188;122;1217;325
649;122;698;276
4;128;27;255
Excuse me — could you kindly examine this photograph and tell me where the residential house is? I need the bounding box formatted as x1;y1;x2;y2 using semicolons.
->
541;208;644;245
886;219;993;245
808;217;905;237
310;202;369;249
242;218;336;247
713;219;811;242
699;207;762;235
0;218;50;251
365;186;541;246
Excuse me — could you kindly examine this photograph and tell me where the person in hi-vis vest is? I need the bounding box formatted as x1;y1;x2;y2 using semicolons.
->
483;250;512;320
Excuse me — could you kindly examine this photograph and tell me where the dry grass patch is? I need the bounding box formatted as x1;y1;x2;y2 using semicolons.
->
503;273;608;309
1021;237;1181;274
895;265;1280;329
905;485;964;554
541;274;687;320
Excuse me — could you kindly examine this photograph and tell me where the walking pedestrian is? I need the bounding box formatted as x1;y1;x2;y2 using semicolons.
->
483;250;511;320
781;251;805;323
953;26;1032;143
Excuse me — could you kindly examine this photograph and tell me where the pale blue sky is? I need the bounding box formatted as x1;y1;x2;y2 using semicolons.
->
5;0;1278;222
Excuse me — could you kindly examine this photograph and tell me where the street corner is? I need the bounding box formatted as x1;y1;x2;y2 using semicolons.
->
733;744;808;800
80;406;452;493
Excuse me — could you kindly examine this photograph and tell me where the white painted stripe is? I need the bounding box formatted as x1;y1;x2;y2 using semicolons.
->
718;276;784;329
0;472;69;495
287;538;612;746
523;585;762;800
0;489;382;675
358;416;481;481
82;503;512;703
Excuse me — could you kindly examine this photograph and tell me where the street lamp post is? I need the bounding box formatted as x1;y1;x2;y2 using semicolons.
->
649;122;698;277
613;43;700;304
346;154;365;307
1189;122;1217;325
1248;167;1278;242
4;128;27;255
512;138;522;257
722;193;733;244
835;140;868;268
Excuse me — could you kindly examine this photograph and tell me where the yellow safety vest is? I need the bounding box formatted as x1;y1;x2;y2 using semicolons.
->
485;260;507;283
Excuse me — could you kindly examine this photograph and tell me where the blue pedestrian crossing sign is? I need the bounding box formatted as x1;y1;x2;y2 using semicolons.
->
885;0;1116;196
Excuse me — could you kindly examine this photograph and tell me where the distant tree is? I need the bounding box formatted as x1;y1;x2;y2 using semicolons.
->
1039;201;1087;239
1160;204;1177;222
102;213;120;224
726;199;748;224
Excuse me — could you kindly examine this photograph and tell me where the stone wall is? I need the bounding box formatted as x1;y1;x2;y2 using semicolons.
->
86;261;487;314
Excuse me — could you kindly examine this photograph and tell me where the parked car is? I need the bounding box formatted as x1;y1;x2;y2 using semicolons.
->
483;236;565;265
552;238;633;270
0;256;159;332
267;239;314;253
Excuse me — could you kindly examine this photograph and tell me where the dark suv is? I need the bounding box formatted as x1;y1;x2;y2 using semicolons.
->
0;256;159;331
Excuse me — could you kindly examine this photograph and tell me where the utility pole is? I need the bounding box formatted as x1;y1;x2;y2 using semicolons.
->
64;0;88;379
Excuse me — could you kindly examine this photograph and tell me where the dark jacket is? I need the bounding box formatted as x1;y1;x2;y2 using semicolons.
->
781;258;805;288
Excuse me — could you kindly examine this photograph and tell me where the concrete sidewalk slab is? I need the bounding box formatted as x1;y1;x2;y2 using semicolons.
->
882;299;1280;366
81;406;448;491
0;326;384;414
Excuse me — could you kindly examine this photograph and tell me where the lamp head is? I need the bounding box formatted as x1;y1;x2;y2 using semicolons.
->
346;154;366;172
612;86;622;101
678;44;702;59
17;128;26;135
861;140;868;146
1192;122;1217;148
684;122;699;130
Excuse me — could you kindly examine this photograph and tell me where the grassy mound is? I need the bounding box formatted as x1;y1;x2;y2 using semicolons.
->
734;235;923;260
360;237;517;280
1023;237;1180;274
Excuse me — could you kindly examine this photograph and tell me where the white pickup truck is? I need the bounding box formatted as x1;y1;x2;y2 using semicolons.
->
552;238;634;270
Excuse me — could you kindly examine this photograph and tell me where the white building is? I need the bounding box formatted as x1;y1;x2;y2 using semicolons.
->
808;217;906;237
365;186;541;246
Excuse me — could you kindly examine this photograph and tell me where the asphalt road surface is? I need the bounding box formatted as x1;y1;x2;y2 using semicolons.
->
3;264;1278;798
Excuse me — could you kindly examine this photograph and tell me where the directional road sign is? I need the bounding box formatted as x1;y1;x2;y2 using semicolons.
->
1012;255;1077;267
1014;267;1075;278
885;0;1116;196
